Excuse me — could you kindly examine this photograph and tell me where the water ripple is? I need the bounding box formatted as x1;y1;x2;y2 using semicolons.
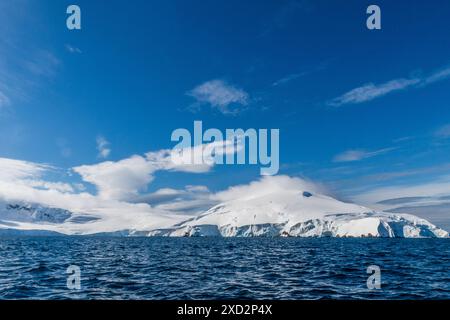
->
0;237;448;299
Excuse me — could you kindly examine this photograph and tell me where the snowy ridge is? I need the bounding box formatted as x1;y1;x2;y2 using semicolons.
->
149;190;449;238
0;202;72;224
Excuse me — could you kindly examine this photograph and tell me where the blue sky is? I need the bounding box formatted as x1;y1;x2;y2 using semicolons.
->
1;0;450;229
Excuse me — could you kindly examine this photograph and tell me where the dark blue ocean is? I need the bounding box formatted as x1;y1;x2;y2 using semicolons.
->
0;237;448;300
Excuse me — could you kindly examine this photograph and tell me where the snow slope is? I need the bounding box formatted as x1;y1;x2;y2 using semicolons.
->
0;200;185;236
149;190;449;238
0;203;72;223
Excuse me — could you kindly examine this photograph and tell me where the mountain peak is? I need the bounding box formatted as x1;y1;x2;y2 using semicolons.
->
149;189;449;238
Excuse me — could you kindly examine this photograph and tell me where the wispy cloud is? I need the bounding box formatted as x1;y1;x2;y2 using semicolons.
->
259;0;313;38
26;180;74;193
0;158;73;194
328;78;420;107
328;65;450;106
423;66;450;85
350;174;450;230
272;61;330;87
352;175;450;205
333;147;395;162
96;136;111;159
138;185;215;215
0;90;10;109
434;124;450;138
272;72;307;86
22;50;60;78
0;157;51;182
187;79;249;115
0;48;61;108
65;44;82;54
0;2;62;108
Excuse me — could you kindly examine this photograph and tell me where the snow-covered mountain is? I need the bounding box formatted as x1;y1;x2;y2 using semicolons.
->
0;202;73;224
1;187;448;238
0;200;179;236
148;189;449;238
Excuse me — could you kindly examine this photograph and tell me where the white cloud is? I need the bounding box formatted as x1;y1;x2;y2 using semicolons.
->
167;138;240;173
0;149;233;233
31;138;228;206
0;157;51;181
155;198;215;214
0;158;73;194
328;78;420;106
185;185;209;193
73;155;156;201
96;136;111;159
328;65;450;106
212;175;323;202
187;79;249;114
333;147;395;162
423;66;450;85
24;180;74;193
150;148;211;174
0;177;182;234
0;157;188;233
73;140;239;201
154;176;325;215
142;185;215;214
349;175;450;230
